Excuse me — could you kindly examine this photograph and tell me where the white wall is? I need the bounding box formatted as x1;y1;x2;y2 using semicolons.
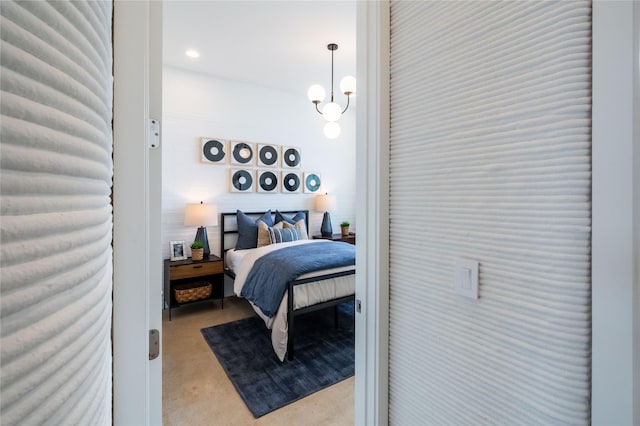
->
161;66;356;262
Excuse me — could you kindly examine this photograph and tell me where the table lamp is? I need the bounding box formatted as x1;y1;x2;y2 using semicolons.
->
184;202;218;258
314;193;336;237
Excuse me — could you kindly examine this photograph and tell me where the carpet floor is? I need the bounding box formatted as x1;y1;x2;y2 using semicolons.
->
201;301;354;418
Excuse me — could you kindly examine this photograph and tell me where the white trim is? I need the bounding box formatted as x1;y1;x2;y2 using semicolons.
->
355;2;390;425
113;2;160;424
592;1;638;424
634;5;640;424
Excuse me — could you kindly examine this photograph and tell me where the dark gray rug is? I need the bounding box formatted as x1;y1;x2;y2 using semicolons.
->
201;301;354;418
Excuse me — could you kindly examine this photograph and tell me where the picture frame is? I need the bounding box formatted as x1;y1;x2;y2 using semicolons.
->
230;169;255;192
257;169;279;193
201;137;228;164
281;146;301;168
281;171;302;193
303;171;322;193
230;140;255;166
257;143;279;167
170;240;187;261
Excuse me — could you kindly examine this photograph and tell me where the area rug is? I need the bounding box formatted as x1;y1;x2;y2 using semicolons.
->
201;301;354;418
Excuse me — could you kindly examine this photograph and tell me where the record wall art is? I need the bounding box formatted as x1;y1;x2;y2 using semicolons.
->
257;170;279;193
198;137;313;193
281;171;301;193
201;138;227;164
303;172;322;193
257;144;279;167
281;146;301;169
230;169;255;192
230;141;255;165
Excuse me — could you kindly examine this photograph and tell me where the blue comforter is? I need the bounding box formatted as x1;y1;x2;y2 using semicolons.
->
240;241;355;317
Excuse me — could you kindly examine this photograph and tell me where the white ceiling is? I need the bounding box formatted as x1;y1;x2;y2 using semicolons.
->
163;1;356;96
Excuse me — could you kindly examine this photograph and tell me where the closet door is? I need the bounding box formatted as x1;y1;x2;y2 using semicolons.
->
1;1;113;423
388;1;592;424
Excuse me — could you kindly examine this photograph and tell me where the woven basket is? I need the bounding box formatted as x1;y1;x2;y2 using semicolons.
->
174;281;212;304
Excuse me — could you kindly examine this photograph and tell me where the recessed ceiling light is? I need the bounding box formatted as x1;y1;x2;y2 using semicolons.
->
185;49;200;59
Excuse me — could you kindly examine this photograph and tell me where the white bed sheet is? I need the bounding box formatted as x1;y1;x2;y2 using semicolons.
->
228;239;355;361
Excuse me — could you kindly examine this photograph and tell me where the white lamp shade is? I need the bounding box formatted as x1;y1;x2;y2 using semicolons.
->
184;202;218;227
314;194;337;212
307;84;326;103
323;121;341;139
340;75;356;95
322;102;342;122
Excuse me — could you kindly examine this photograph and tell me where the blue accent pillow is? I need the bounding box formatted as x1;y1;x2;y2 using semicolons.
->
236;210;274;250
274;210;306;225
269;227;299;244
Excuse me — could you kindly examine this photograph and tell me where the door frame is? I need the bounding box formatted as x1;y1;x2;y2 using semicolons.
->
355;2;390;425
358;1;640;424
112;1;162;424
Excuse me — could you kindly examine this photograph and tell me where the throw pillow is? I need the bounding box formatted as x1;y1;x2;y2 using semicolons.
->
283;219;309;240
236;210;273;250
274;210;306;225
269;226;299;244
257;221;283;247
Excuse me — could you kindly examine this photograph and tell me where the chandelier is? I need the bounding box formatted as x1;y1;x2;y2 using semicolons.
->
307;43;356;139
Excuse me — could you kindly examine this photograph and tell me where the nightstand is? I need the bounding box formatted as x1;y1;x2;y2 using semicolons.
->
312;233;356;245
163;255;224;320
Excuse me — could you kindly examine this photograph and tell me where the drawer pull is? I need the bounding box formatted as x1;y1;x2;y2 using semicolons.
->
192;265;203;269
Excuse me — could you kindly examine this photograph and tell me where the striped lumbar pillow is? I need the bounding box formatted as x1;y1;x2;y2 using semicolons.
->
269;227;299;244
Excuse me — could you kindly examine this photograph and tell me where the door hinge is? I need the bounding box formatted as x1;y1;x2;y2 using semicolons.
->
148;118;160;149
356;299;362;313
149;329;159;360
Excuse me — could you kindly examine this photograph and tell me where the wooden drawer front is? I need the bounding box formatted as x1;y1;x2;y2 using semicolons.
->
170;261;223;280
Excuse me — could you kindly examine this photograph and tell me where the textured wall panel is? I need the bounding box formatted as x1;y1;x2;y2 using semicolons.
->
388;1;591;424
0;1;113;424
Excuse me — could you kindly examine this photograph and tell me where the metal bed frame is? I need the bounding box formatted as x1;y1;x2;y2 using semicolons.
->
220;210;355;360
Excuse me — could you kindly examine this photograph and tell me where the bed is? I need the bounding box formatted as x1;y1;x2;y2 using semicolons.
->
221;209;355;361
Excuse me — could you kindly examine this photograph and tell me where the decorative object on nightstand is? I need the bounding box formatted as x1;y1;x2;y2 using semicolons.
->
190;240;204;261
315;193;336;237
184;201;218;258
340;221;350;236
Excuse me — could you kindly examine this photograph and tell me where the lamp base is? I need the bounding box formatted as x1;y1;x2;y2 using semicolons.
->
194;226;210;258
320;212;333;237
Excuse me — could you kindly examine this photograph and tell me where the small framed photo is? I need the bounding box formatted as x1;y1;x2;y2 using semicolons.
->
170;240;187;261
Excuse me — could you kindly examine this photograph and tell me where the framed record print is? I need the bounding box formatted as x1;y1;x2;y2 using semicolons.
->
303;172;322;193
257;144;279;167
201;138;227;164
257;170;279;193
281;171;302;193
230;169;255;192
230;141;255;166
281;146;301;169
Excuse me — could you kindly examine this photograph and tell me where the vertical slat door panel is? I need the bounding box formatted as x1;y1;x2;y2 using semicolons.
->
388;1;591;424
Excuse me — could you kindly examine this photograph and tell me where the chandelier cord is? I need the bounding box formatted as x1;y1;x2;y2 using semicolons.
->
330;47;335;103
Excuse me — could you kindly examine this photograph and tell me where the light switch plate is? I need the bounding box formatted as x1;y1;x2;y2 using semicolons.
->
455;259;479;299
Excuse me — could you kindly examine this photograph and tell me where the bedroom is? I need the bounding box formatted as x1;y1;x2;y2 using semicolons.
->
159;1;358;423
1;1;636;424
